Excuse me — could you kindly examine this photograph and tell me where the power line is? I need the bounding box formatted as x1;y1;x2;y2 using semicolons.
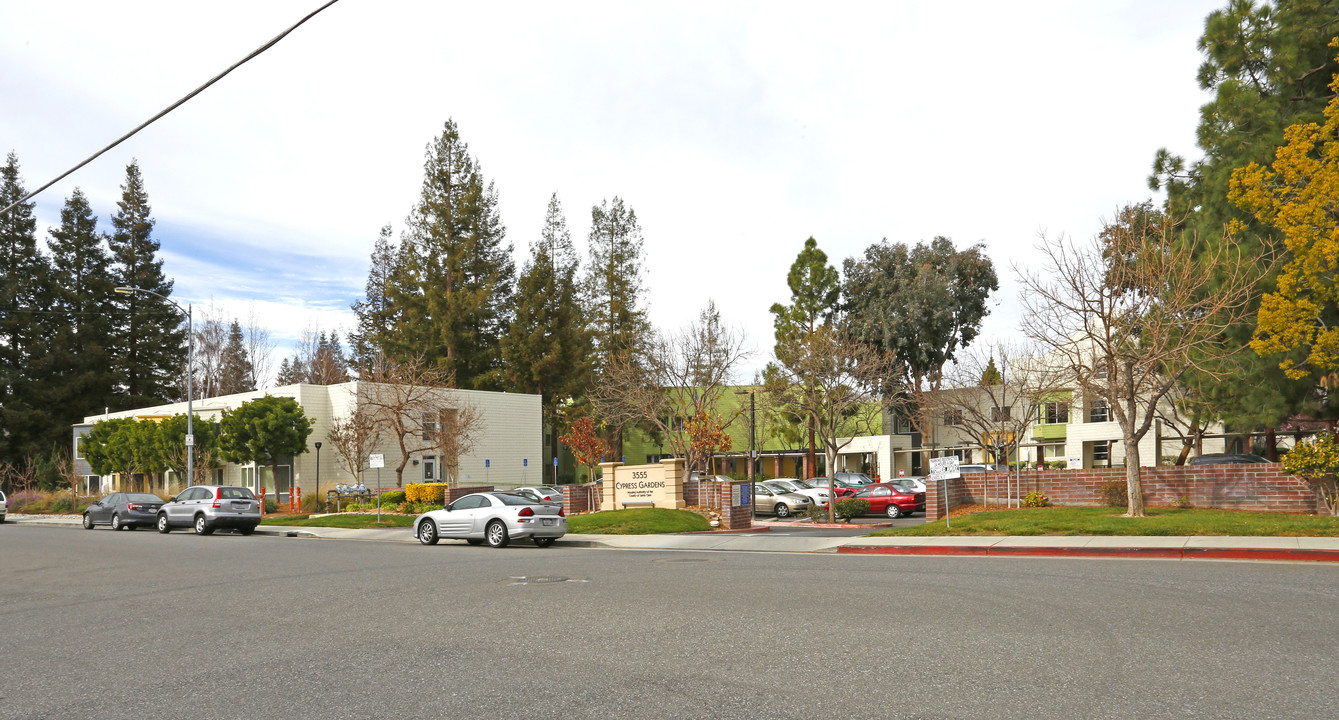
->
1;0;342;215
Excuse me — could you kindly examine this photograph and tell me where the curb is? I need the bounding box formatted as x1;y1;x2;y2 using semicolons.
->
837;545;1339;562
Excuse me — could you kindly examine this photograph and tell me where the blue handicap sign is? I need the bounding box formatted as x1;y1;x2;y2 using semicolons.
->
485;459;490;468
523;458;528;467
553;457;558;466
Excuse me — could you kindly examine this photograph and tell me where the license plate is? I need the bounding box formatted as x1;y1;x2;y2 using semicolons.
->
542;519;555;526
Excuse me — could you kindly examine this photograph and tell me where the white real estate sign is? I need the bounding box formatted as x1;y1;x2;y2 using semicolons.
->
929;456;961;482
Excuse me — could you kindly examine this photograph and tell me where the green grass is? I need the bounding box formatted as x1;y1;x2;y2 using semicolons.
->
260;513;414;528
566;508;711;534
870;506;1339;537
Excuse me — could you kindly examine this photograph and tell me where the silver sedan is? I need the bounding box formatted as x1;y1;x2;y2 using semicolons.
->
414;492;566;548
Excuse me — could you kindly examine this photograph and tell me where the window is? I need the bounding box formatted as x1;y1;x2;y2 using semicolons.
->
1095;358;1109;379
991;406;1012;422
75;435;85;459
942;409;963;426
1089;399;1109;423
1044;401;1069;424
422;413;437;442
213;468;225;484
423;455;436;481
1093;441;1111;464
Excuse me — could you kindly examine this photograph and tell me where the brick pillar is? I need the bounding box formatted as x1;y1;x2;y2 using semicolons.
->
661;457;687;509
718;481;753;530
926;477;944;521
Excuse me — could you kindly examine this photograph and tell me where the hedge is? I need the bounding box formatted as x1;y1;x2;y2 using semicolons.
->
405;483;448;505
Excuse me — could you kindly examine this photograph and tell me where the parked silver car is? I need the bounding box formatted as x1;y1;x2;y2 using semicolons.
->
414;491;566;548
514;485;564;505
753;483;812;518
762;479;829;508
156;485;261;536
0;489;7;523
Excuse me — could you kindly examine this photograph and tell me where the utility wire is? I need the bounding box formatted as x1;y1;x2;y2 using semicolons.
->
1;0;342;215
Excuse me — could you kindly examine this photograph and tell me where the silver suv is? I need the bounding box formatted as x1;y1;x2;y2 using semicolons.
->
157;485;261;536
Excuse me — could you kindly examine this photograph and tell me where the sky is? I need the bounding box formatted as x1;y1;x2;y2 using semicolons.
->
1;0;1225;383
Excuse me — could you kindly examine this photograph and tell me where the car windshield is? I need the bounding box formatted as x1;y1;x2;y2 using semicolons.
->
889;483;913;493
494;493;537;506
126;493;161;503
793;480;815;489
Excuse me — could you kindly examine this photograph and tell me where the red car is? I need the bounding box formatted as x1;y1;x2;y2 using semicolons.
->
850;482;925;519
805;477;860;498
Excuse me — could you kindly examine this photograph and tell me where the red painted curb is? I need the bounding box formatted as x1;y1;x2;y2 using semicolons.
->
836;545;1339;562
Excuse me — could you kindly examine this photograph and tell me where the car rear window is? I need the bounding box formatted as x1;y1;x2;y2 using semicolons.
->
127;493;161;503
494;493;535;506
218;487;255;500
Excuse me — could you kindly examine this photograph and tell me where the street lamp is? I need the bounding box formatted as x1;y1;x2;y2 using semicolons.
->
314;441;322;510
115;286;194;487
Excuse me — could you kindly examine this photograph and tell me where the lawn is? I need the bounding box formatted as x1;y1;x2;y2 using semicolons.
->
566;508;711;534
260;513;414;529
871;506;1339;537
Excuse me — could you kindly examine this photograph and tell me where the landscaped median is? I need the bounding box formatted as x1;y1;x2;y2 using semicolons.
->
566;508;711;534
843;506;1339;562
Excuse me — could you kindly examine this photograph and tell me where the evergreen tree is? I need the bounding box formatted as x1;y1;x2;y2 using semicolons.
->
0;152;56;463
389;119;515;390
46;187;118;443
217;320;255;395
585;196;650;458
276;357;302;386
502;193;593;468
1150;0;1339;446
349;224;398;369
107;160;186;408
980;357;1003;387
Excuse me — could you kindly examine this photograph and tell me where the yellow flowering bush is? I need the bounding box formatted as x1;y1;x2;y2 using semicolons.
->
1281;434;1339;516
405;482;448;505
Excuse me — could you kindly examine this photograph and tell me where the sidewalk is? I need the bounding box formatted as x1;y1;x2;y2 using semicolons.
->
9;514;1339;562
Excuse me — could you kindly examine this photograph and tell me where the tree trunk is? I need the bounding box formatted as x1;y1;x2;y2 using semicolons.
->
825;446;838;523
1124;434;1145;517
1265;427;1277;461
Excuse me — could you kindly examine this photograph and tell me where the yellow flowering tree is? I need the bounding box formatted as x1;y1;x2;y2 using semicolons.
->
1280;434;1339;516
1230;39;1339;380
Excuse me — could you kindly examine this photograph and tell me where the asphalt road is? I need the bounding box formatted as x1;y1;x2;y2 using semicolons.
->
2;525;1337;720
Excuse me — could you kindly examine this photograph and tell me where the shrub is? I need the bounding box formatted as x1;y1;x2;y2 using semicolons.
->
1096;480;1127;507
1281;433;1339;516
263;497;279;514
1175;494;1192;509
834;498;870;520
300;494;326;514
405;482;448;505
378;490;406;506
1023;491;1050;508
1045;460;1068;470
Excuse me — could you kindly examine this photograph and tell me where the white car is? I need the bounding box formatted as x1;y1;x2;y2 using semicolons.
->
893;476;928;493
514;485;564;505
414;491;566;548
0;489;7;523
762;478;829;508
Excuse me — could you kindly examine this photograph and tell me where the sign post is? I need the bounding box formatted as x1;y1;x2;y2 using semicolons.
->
369;453;385;523
485;458;490;486
928;456;961;529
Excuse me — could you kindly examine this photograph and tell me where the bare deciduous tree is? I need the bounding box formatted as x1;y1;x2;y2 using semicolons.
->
326;396;384;485
590;302;751;474
1016;205;1257;516
243;305;275;389
359;355;481;488
765;323;895;522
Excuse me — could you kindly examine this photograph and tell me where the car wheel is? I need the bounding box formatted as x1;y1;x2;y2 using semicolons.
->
111;514;123;531
486;520;510;548
194;515;214;536
157;513;170;534
534;537;555;548
418;519;439;545
886;505;903;519
774;503;791;518
238;525;256;536
82;513;94;530
465;538;484;546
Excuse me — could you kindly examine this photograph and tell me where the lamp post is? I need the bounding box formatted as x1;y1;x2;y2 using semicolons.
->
115;286;193;487
314;441;322;510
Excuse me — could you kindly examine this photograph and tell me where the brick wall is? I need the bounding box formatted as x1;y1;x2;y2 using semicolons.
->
925;464;1321;520
446;486;493;503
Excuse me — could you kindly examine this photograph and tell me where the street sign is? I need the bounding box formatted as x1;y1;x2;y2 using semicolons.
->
928;456;960;482
553;457;558;466
485;459;490;468
369;453;385;469
184;434;194;447
523;458;528;467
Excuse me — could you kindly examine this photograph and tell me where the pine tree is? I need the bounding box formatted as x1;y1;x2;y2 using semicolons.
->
107;160;186;408
276;357;302;386
217;320;255;394
390;119;515;390
503;193;593;470
349;224;398;369
585;196;650;459
0;152;57;463
46;187;118;440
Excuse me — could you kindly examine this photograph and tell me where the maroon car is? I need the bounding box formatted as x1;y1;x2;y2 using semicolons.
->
850;482;925;519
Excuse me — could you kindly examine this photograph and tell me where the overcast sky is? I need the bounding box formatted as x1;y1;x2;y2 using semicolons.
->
2;0;1224;382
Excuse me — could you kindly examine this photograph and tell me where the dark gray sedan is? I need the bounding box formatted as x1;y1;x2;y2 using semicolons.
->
82;493;165;531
